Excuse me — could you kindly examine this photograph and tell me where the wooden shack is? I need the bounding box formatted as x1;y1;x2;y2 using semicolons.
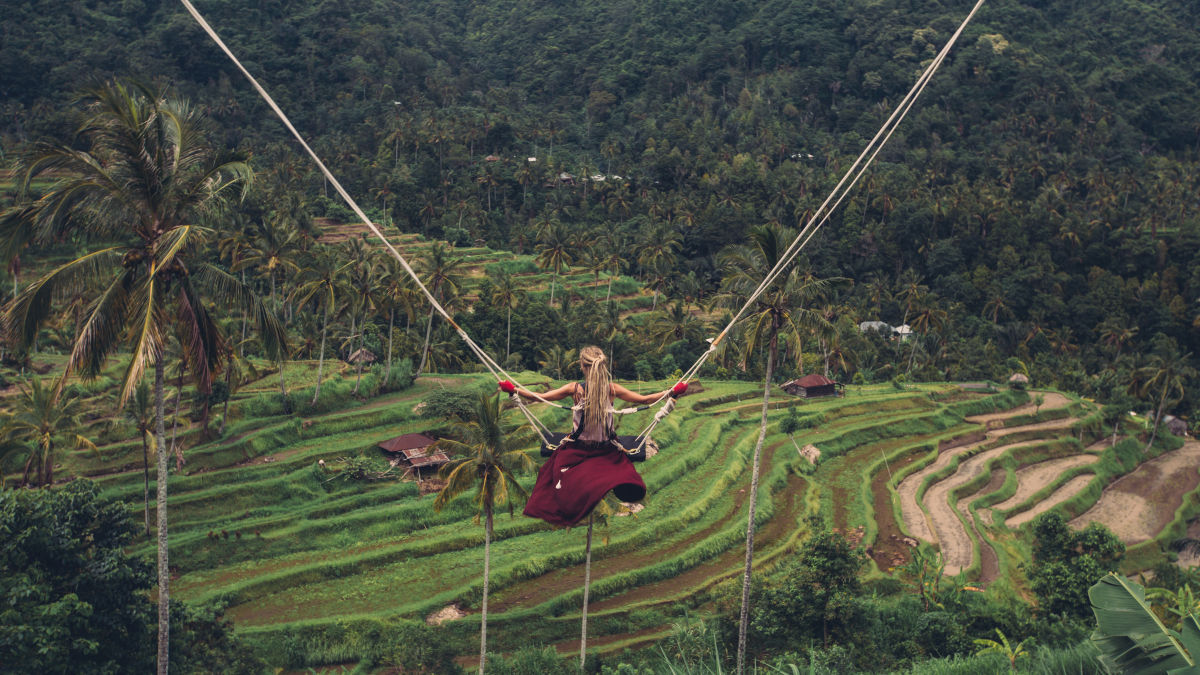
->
782;374;840;398
378;433;448;478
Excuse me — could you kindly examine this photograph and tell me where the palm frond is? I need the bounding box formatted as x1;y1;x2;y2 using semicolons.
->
195;263;289;362
60;267;136;382
5;248;123;351
117;275;166;407
175;278;225;395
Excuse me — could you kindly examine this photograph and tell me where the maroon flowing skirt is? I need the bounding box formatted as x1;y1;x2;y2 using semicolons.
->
523;442;646;527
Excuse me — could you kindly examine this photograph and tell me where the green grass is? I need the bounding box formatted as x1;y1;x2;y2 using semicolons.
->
20;370;1181;669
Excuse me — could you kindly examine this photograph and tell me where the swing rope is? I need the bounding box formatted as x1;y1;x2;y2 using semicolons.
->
178;0;985;451
178;0;568;443
629;0;988;450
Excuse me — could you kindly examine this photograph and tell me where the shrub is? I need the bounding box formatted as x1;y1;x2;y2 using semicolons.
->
420;389;482;421
380;359;415;392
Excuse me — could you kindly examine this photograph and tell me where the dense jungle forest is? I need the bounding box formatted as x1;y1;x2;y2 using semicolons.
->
3;1;1200;673
2;0;1198;415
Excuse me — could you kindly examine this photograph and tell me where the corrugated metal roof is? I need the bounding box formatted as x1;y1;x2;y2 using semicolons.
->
378;433;436;453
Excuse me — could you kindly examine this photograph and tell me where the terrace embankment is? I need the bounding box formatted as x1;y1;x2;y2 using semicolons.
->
896;392;1079;575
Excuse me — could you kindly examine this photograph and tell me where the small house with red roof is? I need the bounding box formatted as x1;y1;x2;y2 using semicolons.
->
781;374;841;398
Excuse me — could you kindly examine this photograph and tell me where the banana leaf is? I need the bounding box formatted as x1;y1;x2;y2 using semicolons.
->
1089;572;1200;674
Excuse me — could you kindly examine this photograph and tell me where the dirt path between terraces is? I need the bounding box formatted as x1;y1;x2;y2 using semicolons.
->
990;455;1102;514
896;393;1076;573
1070;440;1200;544
922;440;1045;575
967;392;1071;424
1006;475;1097;528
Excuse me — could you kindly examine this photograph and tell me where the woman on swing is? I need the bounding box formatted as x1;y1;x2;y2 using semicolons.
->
499;345;686;527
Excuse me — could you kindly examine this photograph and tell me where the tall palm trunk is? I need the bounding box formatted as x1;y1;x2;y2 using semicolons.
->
505;306;512;360
605;274;613;306
352;310;366;395
142;433;151;537
240;271;248;358
41;440;53;487
155;359;170;675
219;363;234;436
312;302;330;405
418;306;435;375
737;326;778;675
479;507;493;675
1148;388;1168;451
278;361;290;414
170;371;183;469
385;308;395;386
580;513;594;669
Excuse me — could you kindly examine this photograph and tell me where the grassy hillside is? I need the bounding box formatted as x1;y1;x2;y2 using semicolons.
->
15;359;1196;670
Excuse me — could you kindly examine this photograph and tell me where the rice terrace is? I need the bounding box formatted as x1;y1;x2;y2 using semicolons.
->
3;0;1200;673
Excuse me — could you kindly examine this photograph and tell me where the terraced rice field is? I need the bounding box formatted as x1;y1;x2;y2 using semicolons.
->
62;374;1199;668
316;222;661;323
878;390;1200;585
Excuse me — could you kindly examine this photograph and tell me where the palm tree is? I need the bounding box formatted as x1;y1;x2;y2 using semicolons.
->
377;256;420;384
592;232;629;306
235;213;303;308
433;392;536;675
535;221;574;307
291;247;351;406
647;302;704;349
538;345;578;380
635;225;681;310
0;81;285;674
894;269;927;329
1131;338;1196;450
416;243;464;375
717;225;835;674
907;295;947;375
341;238;381;394
1098;318;1138;364
489;271;524;361
6;378;93;488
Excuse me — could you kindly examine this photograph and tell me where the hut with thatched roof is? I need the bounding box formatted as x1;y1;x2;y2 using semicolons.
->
347;348;377;365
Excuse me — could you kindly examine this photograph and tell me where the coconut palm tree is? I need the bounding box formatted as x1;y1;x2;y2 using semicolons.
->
591;231;629;307
340;238;381;394
538;345;578;380
488;271;524;361
0;81;285;674
377;256;420;384
291;246;351;405
636;225;681;310
1131;337;1196;450
535;221;574;307
234;211;303;308
416;243;464;375
646;301;705;349
5;377;93;488
433;392;536;675
717;225;836;674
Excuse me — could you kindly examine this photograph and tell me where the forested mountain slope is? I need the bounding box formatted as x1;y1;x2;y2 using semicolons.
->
2;0;1199;412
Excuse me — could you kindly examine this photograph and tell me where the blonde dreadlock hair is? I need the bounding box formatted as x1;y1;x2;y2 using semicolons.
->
579;345;612;434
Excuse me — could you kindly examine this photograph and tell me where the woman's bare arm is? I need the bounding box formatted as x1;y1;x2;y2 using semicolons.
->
611;382;672;405
504;381;580;402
